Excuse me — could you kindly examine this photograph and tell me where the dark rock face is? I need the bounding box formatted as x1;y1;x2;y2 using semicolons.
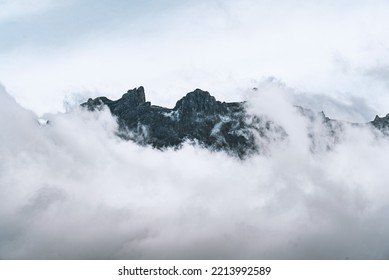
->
82;87;279;157
81;86;389;157
371;114;389;134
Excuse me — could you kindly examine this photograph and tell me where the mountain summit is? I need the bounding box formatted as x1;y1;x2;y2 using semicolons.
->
82;87;280;157
82;87;389;157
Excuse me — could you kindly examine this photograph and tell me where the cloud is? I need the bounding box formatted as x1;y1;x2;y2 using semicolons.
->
2;83;389;259
2;0;389;260
2;0;389;116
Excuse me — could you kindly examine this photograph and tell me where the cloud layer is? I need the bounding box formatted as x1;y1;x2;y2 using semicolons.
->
2;83;389;259
2;0;389;260
2;0;389;119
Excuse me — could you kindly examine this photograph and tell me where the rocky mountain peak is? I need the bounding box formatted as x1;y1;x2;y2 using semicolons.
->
121;86;146;107
371;113;389;132
81;86;260;157
81;86;389;157
173;89;222;115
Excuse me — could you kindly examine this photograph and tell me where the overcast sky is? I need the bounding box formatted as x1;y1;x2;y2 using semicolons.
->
3;1;389;260
2;0;389;118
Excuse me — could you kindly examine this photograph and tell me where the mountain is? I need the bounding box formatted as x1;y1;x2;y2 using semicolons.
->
81;87;389;157
82;87;288;157
371;114;389;134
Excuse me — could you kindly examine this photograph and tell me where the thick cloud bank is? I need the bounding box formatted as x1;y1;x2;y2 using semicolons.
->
1;84;389;260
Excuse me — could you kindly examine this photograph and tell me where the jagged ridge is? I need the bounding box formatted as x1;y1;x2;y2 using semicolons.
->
82;87;271;157
81;87;389;157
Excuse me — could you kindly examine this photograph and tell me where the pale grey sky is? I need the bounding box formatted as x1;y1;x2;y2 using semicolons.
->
3;1;389;260
1;0;389;120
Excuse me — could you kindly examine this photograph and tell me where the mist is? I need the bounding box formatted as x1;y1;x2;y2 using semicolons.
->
2;0;389;119
2;81;389;260
2;0;389;260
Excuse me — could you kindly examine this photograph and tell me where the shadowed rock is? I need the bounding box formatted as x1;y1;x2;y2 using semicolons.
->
82;87;272;158
371;114;389;134
82;86;389;157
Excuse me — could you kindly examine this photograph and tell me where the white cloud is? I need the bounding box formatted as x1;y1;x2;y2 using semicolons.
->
1;0;389;118
1;83;389;259
2;0;389;259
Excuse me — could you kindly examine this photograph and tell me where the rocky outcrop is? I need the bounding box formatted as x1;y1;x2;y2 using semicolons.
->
371;114;389;134
82;86;389;157
82;87;278;157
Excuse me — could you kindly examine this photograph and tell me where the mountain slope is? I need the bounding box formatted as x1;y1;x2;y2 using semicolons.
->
81;87;389;157
82;87;289;157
